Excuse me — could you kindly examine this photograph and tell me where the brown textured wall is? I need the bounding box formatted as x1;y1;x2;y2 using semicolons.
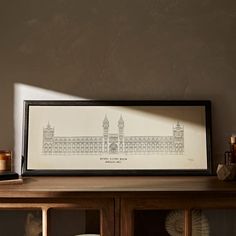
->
0;0;236;172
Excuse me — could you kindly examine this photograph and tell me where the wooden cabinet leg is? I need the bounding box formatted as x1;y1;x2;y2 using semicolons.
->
184;209;192;236
42;207;49;236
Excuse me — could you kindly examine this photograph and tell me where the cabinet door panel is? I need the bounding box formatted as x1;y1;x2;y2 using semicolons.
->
192;209;236;236
134;209;185;236
49;209;100;236
45;198;114;236
121;198;185;236
0;209;42;236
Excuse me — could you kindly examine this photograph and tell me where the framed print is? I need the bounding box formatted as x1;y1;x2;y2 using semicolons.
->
22;100;212;176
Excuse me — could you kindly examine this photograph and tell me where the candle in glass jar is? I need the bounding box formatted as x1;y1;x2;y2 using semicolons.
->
0;150;11;171
230;136;236;144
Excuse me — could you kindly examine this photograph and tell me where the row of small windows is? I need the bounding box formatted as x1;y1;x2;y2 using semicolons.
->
44;143;183;149
124;142;182;148
44;147;103;153
125;138;174;142
55;143;102;148
124;150;183;153
44;144;183;149
124;140;180;145
44;143;103;148
124;147;183;152
43;148;183;153
44;146;103;150
43;138;104;142
44;136;183;142
44;142;183;147
44;146;183;153
53;138;103;142
43;144;179;149
44;139;183;144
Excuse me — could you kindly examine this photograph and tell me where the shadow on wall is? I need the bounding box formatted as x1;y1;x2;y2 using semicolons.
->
0;0;236;173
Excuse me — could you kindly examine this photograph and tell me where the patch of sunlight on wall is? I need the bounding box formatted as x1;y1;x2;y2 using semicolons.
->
14;83;87;174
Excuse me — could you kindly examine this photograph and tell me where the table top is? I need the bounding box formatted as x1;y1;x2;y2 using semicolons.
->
0;176;235;198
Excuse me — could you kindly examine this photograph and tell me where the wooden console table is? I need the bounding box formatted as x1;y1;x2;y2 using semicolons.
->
0;176;236;236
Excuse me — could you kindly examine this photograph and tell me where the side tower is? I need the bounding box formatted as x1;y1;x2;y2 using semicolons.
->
42;123;54;154
103;115;109;153
173;122;184;154
118;115;124;153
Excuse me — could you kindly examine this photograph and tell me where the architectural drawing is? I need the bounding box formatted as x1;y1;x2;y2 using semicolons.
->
42;116;184;155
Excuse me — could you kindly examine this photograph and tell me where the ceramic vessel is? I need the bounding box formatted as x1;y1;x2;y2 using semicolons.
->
165;210;209;236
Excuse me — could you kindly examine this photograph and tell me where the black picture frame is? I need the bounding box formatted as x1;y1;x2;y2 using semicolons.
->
22;100;212;176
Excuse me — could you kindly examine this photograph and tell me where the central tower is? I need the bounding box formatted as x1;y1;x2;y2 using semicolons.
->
118;115;124;153
42;123;54;154
103;115;109;153
173;122;184;154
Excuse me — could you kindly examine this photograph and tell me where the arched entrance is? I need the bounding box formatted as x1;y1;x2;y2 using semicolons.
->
109;143;118;154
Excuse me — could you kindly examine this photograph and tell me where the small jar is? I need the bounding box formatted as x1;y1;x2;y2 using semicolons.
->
0;150;12;171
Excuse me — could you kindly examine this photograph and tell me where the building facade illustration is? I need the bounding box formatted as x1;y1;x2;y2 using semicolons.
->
42;116;184;155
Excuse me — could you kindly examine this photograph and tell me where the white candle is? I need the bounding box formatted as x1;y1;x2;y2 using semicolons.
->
230;136;236;144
